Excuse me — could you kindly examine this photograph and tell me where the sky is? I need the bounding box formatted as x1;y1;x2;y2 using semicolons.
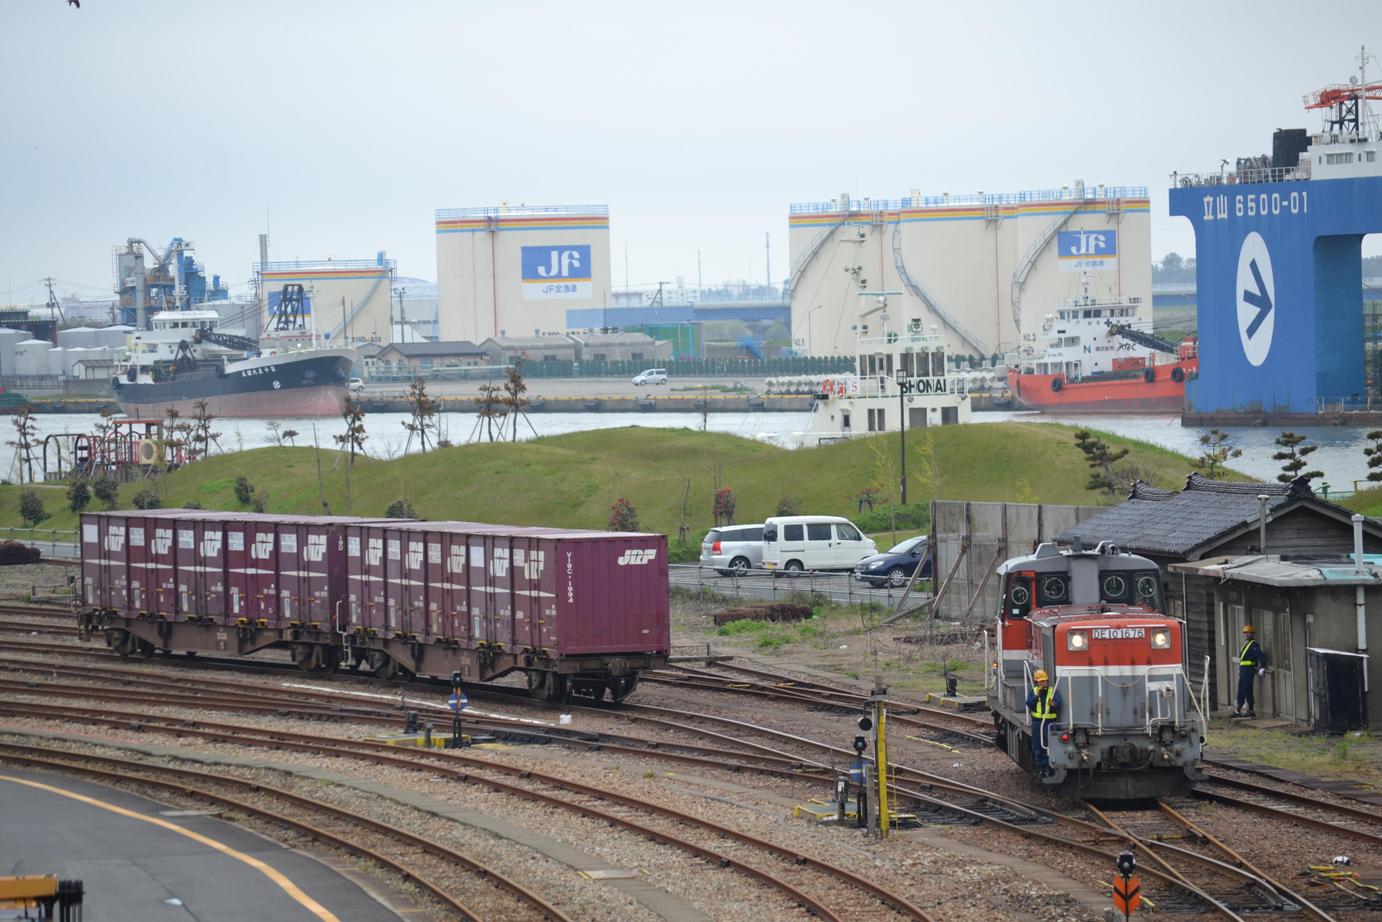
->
2;0;1380;306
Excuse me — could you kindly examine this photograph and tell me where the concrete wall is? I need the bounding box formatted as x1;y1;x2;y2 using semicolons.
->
435;205;612;343
929;499;1102;622
788;186;1151;359
258;258;396;345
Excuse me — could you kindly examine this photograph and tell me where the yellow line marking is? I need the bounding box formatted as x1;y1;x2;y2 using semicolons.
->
0;773;341;922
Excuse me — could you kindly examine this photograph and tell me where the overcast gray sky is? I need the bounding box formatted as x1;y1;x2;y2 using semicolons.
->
2;0;1378;305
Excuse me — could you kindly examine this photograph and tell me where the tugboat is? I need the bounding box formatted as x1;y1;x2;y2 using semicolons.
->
112;298;354;418
1007;281;1197;414
807;294;972;439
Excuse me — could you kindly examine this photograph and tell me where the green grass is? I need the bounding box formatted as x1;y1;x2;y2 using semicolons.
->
1207;723;1382;788
0;422;1210;536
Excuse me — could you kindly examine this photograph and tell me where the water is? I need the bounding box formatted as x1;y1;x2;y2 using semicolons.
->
7;409;1378;496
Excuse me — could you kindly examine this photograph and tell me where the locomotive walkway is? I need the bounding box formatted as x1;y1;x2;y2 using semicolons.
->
0;765;402;921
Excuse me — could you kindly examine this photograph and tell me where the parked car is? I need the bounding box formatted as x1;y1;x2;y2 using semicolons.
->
699;524;764;576
348;377;365;393
761;515;877;573
853;535;931;588
632;368;668;386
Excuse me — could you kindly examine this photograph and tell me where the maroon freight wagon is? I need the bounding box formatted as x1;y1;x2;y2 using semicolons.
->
79;511;670;700
338;520;669;698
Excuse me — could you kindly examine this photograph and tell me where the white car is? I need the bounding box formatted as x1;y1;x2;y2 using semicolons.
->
348;377;365;393
632;368;668;386
761;515;877;573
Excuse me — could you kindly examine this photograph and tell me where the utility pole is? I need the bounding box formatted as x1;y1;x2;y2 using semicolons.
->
43;277;64;324
394;287;405;343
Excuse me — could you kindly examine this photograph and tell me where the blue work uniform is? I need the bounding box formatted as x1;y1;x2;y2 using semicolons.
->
1025;683;1062;774
1236;637;1264;715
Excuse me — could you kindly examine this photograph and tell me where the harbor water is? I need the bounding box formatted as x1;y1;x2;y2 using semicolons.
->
7;410;1382;498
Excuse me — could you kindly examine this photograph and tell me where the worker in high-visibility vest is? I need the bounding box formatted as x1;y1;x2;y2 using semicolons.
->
1234;624;1267;718
1026;669;1062;776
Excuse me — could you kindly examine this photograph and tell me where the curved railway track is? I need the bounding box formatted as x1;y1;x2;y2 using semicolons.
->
0;698;934;922
0;739;570;922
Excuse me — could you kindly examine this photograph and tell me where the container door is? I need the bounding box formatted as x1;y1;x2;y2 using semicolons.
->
343;527;366;632
440;532;468;644
491;535;515;649
511;536;543;649
225;527;249;621
423;534;446;639
174;523;197;617
127;520;148;612
402;533;428;638
79;516;100;610
277;525;303;625
149;520;177;616
384;531;404;633
467;535;491;645
198;521;229;624
249;523;279;626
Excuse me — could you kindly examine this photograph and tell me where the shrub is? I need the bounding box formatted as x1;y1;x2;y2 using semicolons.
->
233;475;253;506
385;498;416;519
774;495;801;516
0;539;40;565
608;497;640;531
66;480;91;513
250;488;268;514
132;487;161;510
92;479;120;510
712;486;736;525
182;500;203;509
17;490;48;526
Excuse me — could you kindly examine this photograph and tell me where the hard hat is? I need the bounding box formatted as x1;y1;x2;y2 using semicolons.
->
1034;669;1049;682
1242;624;1256;634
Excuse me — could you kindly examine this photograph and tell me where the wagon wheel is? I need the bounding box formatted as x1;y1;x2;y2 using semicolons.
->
316;645;340;675
526;669;547;699
109;628;136;658
290;642;318;672
607;674;639;703
374;652;413;683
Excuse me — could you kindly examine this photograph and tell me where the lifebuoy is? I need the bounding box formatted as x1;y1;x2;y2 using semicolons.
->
1143;367;1156;383
136;439;163;465
1171;367;1185;383
1050;377;1063;392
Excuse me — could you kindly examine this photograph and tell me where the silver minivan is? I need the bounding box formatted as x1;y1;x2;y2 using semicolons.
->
632;368;668;386
700;524;764;576
761;515;876;573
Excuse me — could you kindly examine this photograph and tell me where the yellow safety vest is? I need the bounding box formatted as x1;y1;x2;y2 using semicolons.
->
1239;640;1260;667
1031;686;1058;720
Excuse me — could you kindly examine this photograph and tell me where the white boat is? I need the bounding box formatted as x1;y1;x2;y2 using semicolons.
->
806;303;971;440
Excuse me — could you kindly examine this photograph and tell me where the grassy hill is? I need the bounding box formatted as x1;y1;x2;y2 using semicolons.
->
0;422;1208;539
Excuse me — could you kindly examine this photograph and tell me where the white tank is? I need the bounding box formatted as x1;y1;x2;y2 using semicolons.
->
47;346;66;377
14;340;51;377
59;327;96;349
63;346;86;376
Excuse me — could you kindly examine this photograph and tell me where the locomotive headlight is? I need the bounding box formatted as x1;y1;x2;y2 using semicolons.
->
1066;630;1088;651
1151;630;1171;649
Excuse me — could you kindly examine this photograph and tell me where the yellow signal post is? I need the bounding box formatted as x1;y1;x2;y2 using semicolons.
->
872;678;890;838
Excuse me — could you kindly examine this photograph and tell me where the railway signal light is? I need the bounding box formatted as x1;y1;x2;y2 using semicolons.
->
852;735;868;755
1116;851;1136;876
857;716;872;732
1113;850;1140;918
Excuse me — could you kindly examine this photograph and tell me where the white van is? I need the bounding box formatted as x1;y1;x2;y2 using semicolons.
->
761;515;877;573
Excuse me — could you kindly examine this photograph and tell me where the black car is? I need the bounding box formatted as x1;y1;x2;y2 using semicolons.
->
852;535;931;588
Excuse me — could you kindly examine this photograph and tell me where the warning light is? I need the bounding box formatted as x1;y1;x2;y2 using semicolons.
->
1116;850;1137;876
857;716;873;732
852;735;868;754
1060;733;1071;743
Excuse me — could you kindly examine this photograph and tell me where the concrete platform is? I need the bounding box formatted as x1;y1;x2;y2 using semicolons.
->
0;768;402;921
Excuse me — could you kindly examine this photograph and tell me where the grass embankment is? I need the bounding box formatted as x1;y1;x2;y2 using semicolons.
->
0;422;1206;538
1207;722;1382;787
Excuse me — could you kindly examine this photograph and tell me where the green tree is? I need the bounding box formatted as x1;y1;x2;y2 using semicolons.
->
1161;252;1185;273
385;498;416;518
1193;428;1243;479
132;487;161;510
1074;429;1130;495
1366;430;1382;483
233;476;253;506
402;379;439;453
17;490;48;526
66;480;91;513
1273;431;1323;485
92;479;119;510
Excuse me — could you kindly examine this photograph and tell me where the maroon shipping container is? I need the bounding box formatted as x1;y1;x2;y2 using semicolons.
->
344;521;669;657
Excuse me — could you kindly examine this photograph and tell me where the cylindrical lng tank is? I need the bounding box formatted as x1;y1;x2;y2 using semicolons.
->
47;346;66;377
59;327;95;349
63;347;85;376
0;329;24;381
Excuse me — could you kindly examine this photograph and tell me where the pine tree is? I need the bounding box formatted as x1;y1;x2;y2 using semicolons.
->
1074;429;1130;495
1272;431;1323;485
1193;429;1243;479
1366;430;1382;483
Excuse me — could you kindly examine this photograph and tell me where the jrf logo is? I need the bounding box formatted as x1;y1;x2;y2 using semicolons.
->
490;547;510;578
523;551;545;580
366;538;383;567
305;535;327;562
104;526;126;552
616;549;658;566
407;541;424;570
447;547;465;575
200;534;222;557
152;529;173;555
251;533;275;560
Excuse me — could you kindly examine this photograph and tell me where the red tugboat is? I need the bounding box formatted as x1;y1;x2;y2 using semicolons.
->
1008;285;1197;414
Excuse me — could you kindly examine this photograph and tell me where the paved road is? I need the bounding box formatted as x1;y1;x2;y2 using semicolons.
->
669;564;931;612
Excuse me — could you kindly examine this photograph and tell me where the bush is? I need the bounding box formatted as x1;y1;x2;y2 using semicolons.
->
712;486;736;525
182;500;203;509
385;498;416;518
774;495;801;516
608;497;640;532
854;503;930;534
250;488;268;514
132;487;161;510
17;491;48;526
92;479;120;510
233;475;253;506
66;480;91;513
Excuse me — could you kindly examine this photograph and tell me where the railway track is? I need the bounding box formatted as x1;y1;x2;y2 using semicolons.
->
0;700;935;922
0;738;570;922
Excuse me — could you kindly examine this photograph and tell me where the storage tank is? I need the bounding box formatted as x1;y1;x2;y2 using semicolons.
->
14;339;51;377
60;327;95;349
47;346;66;377
0;328;25;380
63;347;86;376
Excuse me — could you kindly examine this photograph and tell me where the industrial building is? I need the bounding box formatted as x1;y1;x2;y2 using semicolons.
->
256;254;397;345
786;184;1151;358
435;205;613;343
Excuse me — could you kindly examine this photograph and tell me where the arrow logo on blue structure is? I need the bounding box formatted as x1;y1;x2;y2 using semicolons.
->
1235;231;1275;367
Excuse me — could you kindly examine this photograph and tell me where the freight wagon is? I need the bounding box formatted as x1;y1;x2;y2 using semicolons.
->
78;511;670;702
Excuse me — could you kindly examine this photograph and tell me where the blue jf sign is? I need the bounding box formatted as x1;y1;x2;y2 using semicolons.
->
1057;229;1118;272
522;245;593;300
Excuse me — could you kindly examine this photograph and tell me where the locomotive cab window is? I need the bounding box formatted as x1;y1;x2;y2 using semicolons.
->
1036;574;1068;607
1005;573;1033;618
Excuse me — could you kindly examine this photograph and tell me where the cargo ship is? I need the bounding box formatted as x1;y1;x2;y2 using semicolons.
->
1007;284;1197;414
111;309;354;418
